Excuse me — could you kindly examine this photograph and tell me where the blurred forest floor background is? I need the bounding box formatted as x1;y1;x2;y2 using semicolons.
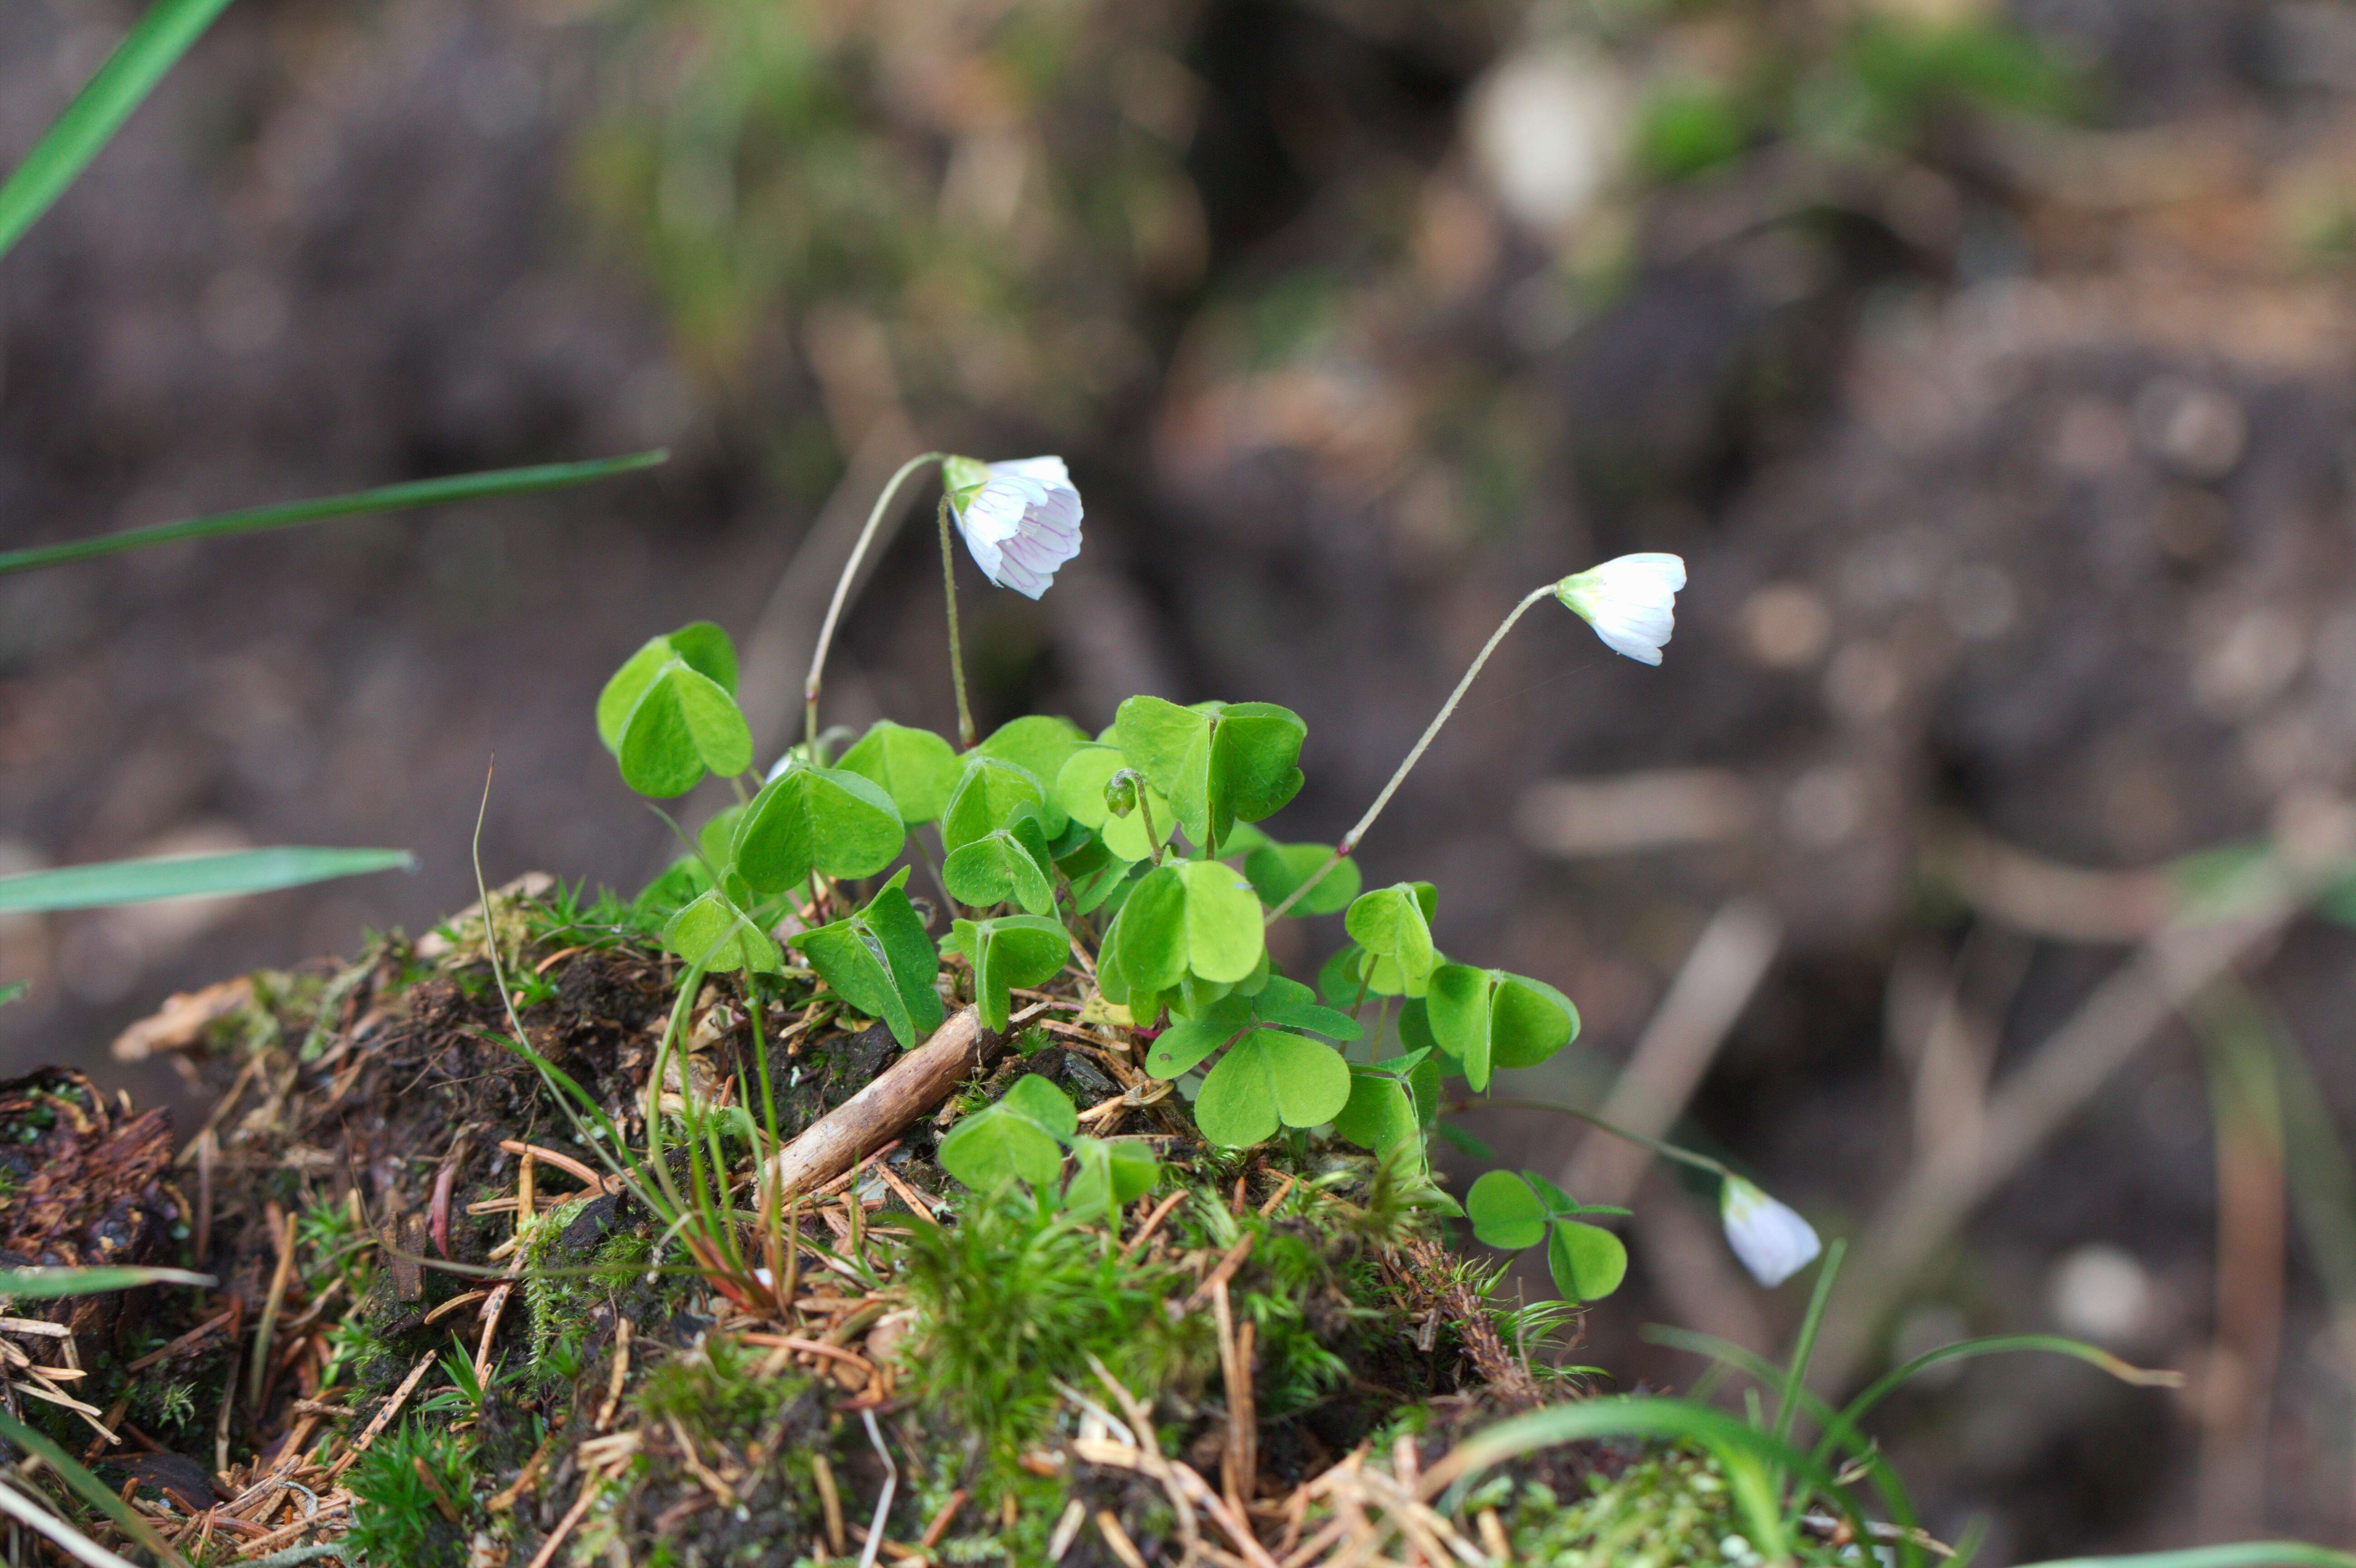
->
9;0;2356;1557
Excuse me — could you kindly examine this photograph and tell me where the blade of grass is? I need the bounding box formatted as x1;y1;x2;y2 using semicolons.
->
1423;1394;1864;1555
0;981;24;1009
0;1265;214;1297
0;847;411;914
0;1406;188;1567
0;0;235;262
2017;1547;2356;1568
0;451;666;576
1774;1237;1843;1444
1824;1334;2182;1469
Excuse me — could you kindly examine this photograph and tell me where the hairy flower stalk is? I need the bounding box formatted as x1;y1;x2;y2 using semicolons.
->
802;451;945;757
802;452;1083;757
1263;554;1686;923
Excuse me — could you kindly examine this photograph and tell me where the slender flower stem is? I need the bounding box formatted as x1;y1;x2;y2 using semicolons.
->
937;494;977;750
1448;1096;1735;1185
803;451;944;757
1264;584;1555;923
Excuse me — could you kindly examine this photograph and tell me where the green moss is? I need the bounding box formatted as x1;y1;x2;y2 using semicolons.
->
1466;1448;1842;1568
343;1420;478;1568
632;1332;821;1451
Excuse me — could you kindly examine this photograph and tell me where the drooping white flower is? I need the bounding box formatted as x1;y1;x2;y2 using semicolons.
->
942;454;1084;600
1554;552;1686;666
1720;1176;1821;1288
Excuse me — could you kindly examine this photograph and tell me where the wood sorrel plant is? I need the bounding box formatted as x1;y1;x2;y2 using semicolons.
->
592;452;1799;1308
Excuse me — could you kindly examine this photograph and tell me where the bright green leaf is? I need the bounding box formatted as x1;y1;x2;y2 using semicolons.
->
1064;1136;1158;1220
1250;975;1361;1041
616;659;753;797
940;755;1048;856
1110;695;1205;798
941;821;1057;916
1144;994;1251;1079
1547;1219;1629;1302
1205;701;1307;830
944;914;1070;1031
660;889;782;975
1056;745;1174;862
1466;1170;1550;1250
1179;860;1265;984
837;721;963;825
1193;1028;1352;1147
978;716;1085;834
1106;865;1189;996
1493;975;1580;1070
0;847;411;914
733;762;906;895
1332;1070;1421;1154
938;1074;1077;1192
1344;883;1439;996
787;869;942;1047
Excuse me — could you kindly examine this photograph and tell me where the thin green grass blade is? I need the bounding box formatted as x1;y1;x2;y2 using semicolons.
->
0;847;412;914
0;0;235;262
0;1404;189;1567
1643;1323;1926;1565
1775;1236;1843;1444
0;1265;214;1298
0;981;23;1009
1427;1395;1862;1554
1825;1334;2182;1468
0;450;666;576
2017;1547;2356;1568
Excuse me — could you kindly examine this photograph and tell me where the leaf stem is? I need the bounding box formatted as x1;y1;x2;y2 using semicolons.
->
803;451;944;755
937;493;977;750
1264;584;1555;923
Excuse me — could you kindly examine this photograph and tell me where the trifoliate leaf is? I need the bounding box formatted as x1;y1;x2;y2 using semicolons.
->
660;889;782;975
943;914;1070;1032
1426;965;1579;1089
616;659;753;798
733;762;906;895
787;869;942;1048
836;721;962;825
1054;745;1174;863
937;1074;1076;1192
596;621;738;752
978;716;1086;835
941;813;1057;916
1193;1028;1352;1148
940;755;1047;856
1344;883;1438;996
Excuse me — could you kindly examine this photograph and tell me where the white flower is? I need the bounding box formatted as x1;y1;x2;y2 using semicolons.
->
1720;1176;1820;1288
1554;552;1686;665
943;454;1084;600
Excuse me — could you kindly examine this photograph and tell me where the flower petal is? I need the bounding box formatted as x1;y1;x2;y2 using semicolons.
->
1719;1177;1821;1288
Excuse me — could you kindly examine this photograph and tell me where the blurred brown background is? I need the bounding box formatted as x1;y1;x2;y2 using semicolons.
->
9;0;2356;1556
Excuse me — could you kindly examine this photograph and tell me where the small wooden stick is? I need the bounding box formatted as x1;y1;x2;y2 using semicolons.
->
1119;1189;1188;1263
327;1354;433;1479
497;1140;605;1189
526;1477;602;1568
595;1319;633;1432
765;1009;1004;1201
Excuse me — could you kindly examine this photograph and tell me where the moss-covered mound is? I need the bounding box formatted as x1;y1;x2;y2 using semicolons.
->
0;880;1812;1567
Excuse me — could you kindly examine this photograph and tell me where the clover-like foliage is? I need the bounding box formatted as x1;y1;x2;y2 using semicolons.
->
1466;1170;1630;1304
